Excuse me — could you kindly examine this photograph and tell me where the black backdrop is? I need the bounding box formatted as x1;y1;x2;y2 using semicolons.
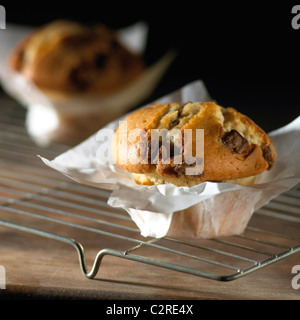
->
1;1;299;132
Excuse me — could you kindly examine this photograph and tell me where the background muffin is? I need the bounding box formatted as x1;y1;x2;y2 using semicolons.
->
8;20;145;96
5;20;155;146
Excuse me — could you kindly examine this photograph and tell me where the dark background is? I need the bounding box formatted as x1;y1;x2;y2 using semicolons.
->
1;1;299;132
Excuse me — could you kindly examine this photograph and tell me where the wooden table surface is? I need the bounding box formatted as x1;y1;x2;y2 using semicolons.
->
0;94;300;301
0;229;299;300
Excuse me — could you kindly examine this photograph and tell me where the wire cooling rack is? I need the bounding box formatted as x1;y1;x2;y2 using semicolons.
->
0;94;300;282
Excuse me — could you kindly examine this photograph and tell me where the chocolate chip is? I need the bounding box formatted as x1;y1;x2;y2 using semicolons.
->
95;54;107;69
69;64;92;90
262;145;275;168
221;129;254;158
169;118;180;127
161;166;179;177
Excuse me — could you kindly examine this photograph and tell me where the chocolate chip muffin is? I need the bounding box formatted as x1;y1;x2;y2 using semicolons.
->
8;20;145;95
6;20;146;146
112;101;277;187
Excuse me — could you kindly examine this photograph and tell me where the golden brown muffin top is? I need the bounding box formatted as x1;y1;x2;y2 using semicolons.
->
112;102;277;186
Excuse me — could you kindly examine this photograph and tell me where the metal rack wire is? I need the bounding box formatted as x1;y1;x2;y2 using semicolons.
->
0;94;300;282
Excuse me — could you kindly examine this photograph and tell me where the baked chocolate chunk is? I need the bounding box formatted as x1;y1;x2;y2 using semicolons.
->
221;129;255;158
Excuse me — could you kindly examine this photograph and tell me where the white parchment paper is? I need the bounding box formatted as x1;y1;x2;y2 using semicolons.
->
39;80;300;238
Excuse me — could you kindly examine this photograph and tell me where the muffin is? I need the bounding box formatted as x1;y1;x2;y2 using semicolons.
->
111;101;278;239
8;20;145;95
7;20;145;145
112;101;277;187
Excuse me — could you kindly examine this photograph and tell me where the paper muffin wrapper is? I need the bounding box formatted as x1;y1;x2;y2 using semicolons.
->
37;80;300;239
126;187;263;239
